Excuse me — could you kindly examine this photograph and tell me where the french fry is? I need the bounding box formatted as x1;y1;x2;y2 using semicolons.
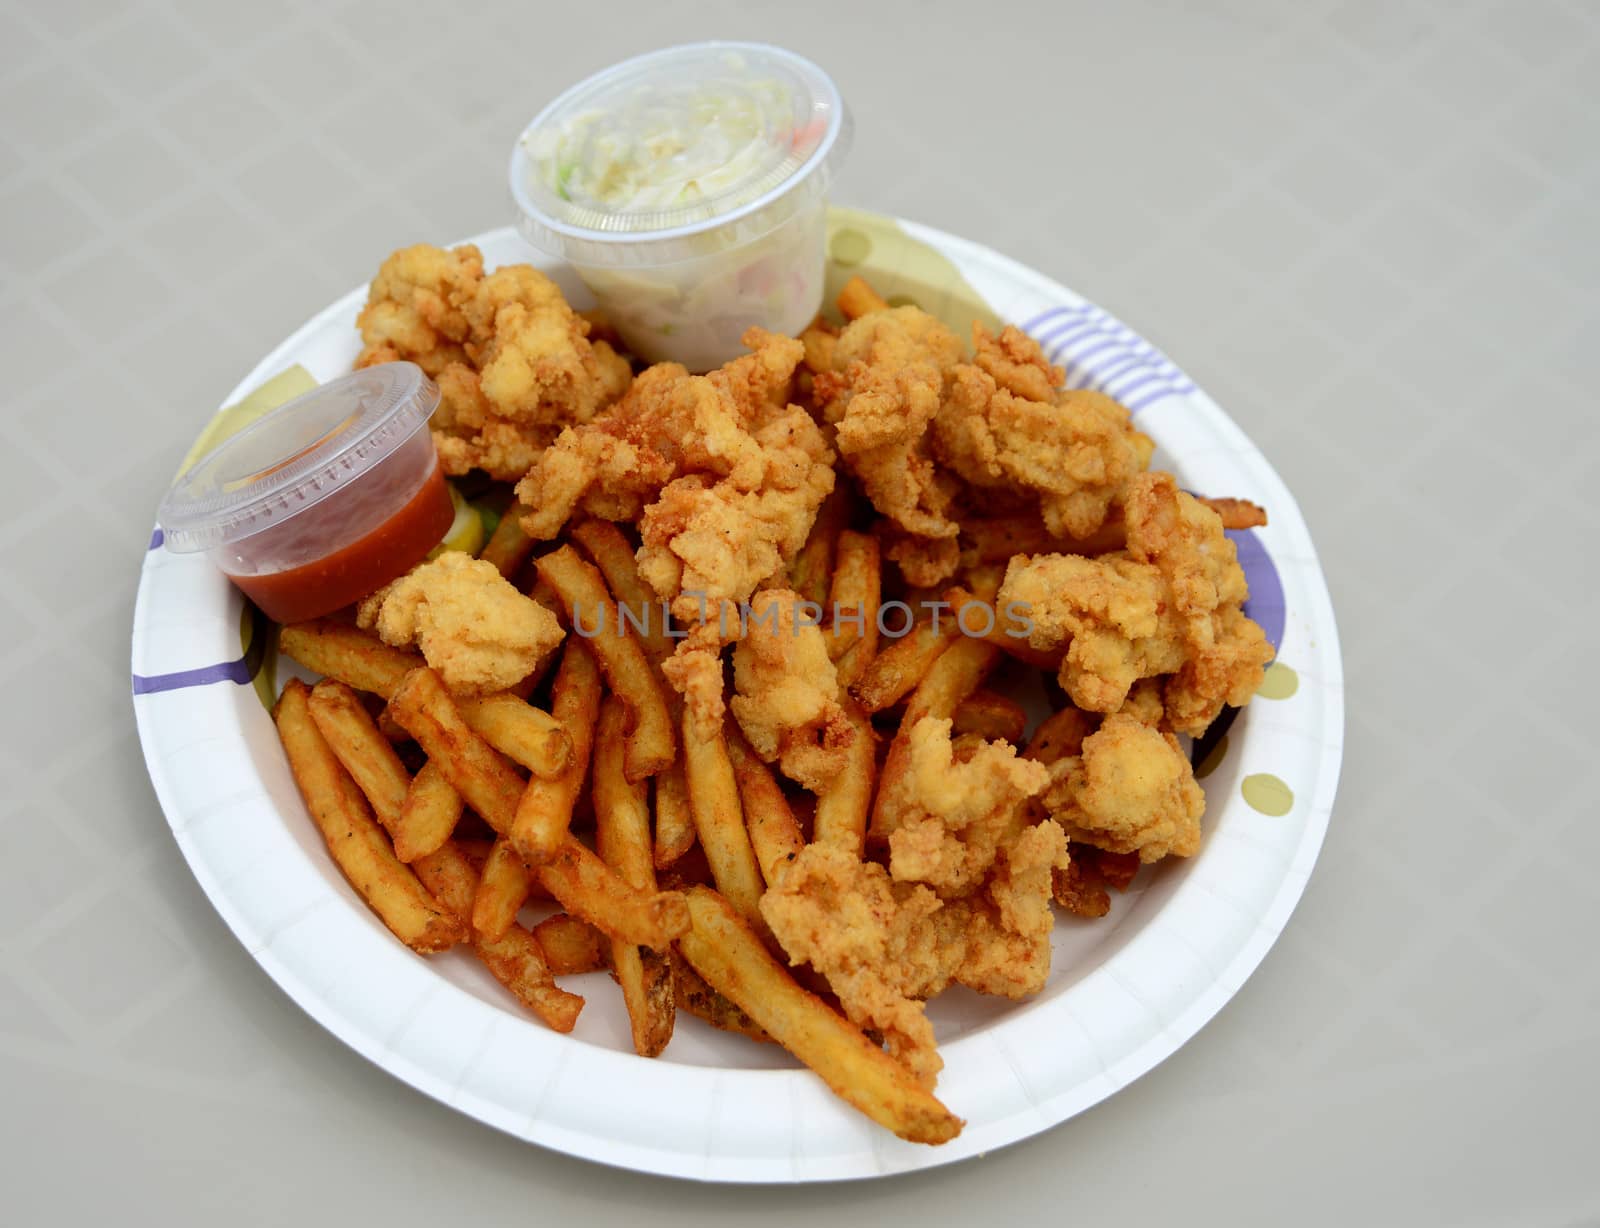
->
950;688;1028;743
826;529;881;688
478;502;537;579
457;693;571;779
283;619;572;774
273;680;464;954
812;696;875;857
533;913;608;976
944;585;1062;670
958;497;1265;566
510;639;603;864
411;839;583;1032
393;759;464;863
671;952;771;1044
788;484;852;607
961;562;1007;605
535;546;675;781
799;321;838;375
569;520;672;666
726;732;804;889
471;837;536;941
836;274;890;321
652;762;696;869
852;618;960;713
1201;495;1268;530
536;835;690;949
677;887;962;1144
279;619;419;698
564;524;699;869
306;680;411;829
681;708;766;927
388;668;524;835
1024;707;1095;764
594;697;675;1057
870;637;1002;839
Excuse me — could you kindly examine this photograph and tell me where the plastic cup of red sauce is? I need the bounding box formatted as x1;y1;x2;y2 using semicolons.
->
157;362;453;624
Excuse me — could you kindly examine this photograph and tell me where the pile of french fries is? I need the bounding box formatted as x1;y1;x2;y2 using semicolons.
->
275;511;961;1143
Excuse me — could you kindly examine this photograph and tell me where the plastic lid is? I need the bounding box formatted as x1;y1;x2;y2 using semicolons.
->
511;42;851;264
158;362;440;553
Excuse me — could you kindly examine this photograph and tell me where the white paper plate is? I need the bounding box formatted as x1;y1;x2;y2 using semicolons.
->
131;211;1343;1183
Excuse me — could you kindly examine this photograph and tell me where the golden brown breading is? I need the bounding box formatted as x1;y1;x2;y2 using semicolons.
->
1041;713;1204;862
877;717;1052;898
728;589;854;791
971;323;1063;403
358;247;631;481
999;551;1185;714
996;473;1271;732
465;265;633;428
516;331;836;639
355;243;483;376
935;365;1155;541
517;330;831;568
356;552;564;695
759;842;954;1087
814;308;965;548
815;311;1152;586
760;818;1069;1087
1122;471;1273;734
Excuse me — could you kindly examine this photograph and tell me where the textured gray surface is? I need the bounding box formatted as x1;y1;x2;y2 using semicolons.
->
2;0;1596;1222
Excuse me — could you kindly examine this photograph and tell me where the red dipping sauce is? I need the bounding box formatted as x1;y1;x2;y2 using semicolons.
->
229;463;453;622
158;363;451;622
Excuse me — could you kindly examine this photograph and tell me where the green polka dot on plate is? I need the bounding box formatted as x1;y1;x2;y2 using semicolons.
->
1242;773;1294;816
1256;662;1298;700
830;228;871;266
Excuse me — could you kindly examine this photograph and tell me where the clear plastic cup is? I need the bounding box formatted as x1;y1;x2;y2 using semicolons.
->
509;41;853;372
157;362;453;623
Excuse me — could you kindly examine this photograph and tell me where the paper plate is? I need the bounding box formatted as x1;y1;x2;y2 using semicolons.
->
131;209;1344;1182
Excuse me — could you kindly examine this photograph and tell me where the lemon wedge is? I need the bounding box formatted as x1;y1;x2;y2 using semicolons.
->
428;483;486;558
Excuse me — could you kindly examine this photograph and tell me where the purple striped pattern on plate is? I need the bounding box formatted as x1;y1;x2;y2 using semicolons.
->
1021;304;1195;413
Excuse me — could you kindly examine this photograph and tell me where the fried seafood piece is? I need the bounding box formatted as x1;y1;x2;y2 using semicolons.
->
430;363;559;480
1121;471;1274;734
517;331;834;604
355;243;483;376
934;360;1155;541
357;248;630;481
463;265;632;428
810;304;965;413
999;551;1184;715
970;322;1062;403
520;331;836;624
814;310;1153;585
997;474;1272;732
660;618;728;736
760;842;953;1087
356;552;564;695
1041;713;1204;863
813;308;965;548
877;717;1052;899
728;589;853;792
760;820;1069;1088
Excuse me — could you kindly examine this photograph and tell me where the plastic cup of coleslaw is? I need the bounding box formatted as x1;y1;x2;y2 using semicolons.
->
509;41;853;372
